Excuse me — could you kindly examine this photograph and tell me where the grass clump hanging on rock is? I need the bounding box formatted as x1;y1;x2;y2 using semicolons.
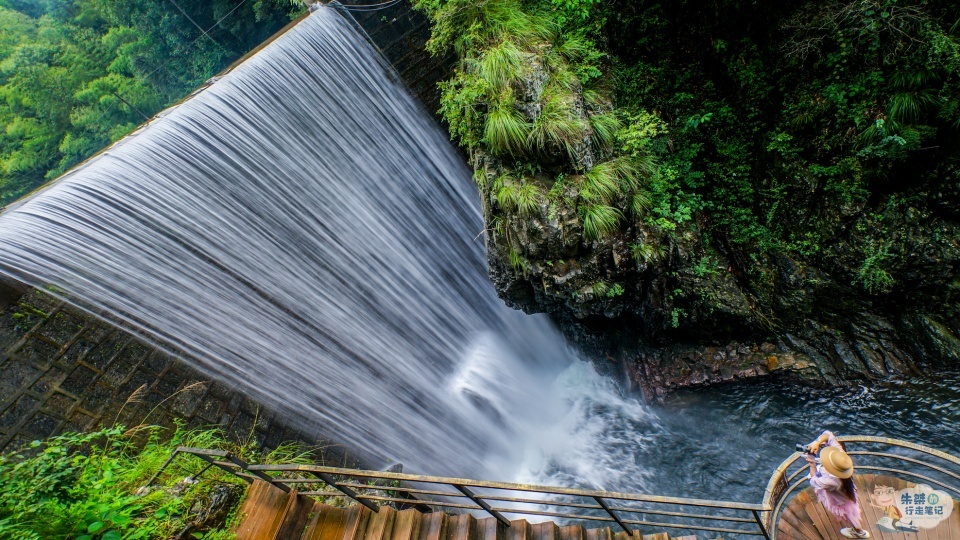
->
415;0;663;247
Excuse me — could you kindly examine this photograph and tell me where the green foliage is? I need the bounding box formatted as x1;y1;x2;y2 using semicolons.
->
692;256;717;278
0;0;304;205
528;86;587;157
630;240;667;265
485;99;530;156
0;425;318;539
854;244;895;294
578;203;621;240
495;174;541;216
591;280;609;296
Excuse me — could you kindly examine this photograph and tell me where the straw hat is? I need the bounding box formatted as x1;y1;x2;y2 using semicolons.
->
821;446;855;479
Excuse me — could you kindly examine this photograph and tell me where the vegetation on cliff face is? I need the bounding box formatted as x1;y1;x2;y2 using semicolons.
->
0;425;314;539
417;0;960;378
0;0;304;205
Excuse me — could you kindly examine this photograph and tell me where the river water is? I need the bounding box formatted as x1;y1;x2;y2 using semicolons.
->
0;4;956;516
584;368;960;500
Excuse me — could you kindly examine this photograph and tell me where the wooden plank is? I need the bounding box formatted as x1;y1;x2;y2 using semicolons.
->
321;505;350;540
475;517;501;540
304;504;350;540
275;492;316;540
235;480;267;537
532;522;559;540
365;507;398;540
803;499;834;540
508;519;531;540
343;505;374;540
640;534;668;540
776;512;811;540
301;502;325;540
235;480;292;540
391;509;424;540
447;514;476;540
782;503;824;540
559;525;583;540
418;513;448;540
612;532;629;540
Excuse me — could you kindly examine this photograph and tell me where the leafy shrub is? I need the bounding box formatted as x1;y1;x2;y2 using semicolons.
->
0;425;315;539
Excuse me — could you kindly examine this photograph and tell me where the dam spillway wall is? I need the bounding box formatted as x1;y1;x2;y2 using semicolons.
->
323;0;453;118
0;3;454;458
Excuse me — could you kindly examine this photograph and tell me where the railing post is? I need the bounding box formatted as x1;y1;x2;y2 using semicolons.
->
593;497;631;534
753;510;771;540
309;471;380;512
454;485;511;528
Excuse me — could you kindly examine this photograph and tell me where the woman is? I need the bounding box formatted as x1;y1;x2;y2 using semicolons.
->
805;430;870;539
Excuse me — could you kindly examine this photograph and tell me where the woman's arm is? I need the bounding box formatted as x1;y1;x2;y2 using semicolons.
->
805;454;818;478
808;430;835;454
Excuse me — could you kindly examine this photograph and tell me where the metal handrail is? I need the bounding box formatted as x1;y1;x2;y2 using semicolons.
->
149;437;959;540
761;436;960;540
152;445;773;538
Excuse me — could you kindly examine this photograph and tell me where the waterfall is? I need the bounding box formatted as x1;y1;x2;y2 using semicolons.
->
0;7;655;482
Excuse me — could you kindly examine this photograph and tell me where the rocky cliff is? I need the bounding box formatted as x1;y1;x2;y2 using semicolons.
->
415;0;960;397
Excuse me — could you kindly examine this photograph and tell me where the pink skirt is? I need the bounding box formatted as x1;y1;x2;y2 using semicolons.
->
815;487;862;529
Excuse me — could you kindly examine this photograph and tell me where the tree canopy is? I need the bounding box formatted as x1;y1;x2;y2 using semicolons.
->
0;0;304;205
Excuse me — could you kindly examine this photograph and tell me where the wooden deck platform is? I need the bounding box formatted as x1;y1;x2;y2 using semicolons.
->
778;473;959;540
234;480;703;540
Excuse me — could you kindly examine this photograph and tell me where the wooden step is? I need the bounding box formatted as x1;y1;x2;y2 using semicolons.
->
343;504;374;540
446;514;477;540
559;525;584;540
531;521;559;540
781;504;823;540
584;527;613;540
365;507;398;540
475;517;503;540
275;492;318;540
304;504;349;540
418;513;448;540
507;519;531;540
640;534;669;540
235;480;294;540
391;508;424;540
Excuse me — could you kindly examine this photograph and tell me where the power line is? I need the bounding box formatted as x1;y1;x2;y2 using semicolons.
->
84;0;250;131
143;0;249;82
166;0;221;47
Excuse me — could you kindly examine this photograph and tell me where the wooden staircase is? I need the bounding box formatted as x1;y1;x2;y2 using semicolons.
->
234;481;704;540
776;473;960;540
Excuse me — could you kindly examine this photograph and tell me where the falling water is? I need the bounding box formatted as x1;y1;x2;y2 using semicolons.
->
0;7;658;483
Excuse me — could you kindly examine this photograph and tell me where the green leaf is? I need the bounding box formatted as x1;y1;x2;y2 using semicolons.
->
87;521;104;533
102;530;122;540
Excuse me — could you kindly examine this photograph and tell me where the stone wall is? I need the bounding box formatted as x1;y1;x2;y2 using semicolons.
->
0;289;351;462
